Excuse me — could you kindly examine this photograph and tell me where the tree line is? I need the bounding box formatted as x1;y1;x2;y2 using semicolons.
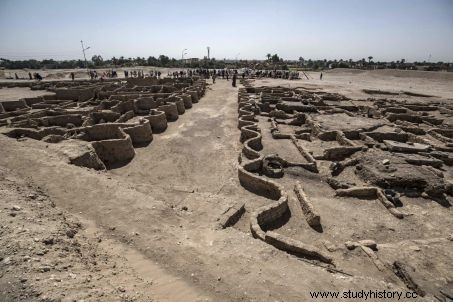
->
1;54;451;72
294;56;452;71
0;55;224;70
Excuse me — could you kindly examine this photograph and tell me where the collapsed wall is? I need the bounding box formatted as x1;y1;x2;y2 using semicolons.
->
233;83;453;273
236;87;332;264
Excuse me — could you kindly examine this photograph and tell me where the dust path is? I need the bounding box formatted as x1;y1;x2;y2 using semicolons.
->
109;79;241;194
0;79;243;301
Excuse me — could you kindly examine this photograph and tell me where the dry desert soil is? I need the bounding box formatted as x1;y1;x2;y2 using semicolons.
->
0;69;453;302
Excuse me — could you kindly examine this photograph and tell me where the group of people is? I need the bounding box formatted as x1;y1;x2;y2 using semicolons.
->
85;69;118;81
190;68;301;81
252;69;300;80
124;70;149;78
11;67;319;86
89;70;98;80
190;68;303;86
168;70;186;78
13;72;43;81
207;69;238;87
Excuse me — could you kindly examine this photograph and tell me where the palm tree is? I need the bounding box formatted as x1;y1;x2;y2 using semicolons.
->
298;57;304;66
368;56;373;63
266;53;271;61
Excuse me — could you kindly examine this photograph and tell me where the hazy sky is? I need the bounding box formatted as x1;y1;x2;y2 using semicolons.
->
1;0;452;62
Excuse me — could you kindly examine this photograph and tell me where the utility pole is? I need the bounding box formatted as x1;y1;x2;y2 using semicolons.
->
181;48;188;67
181;48;188;60
80;40;90;70
207;46;210;60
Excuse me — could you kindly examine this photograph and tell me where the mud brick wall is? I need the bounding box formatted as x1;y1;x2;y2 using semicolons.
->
145;110;167;133
0;100;29;112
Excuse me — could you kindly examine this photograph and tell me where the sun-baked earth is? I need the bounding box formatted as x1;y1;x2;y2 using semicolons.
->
1;68;452;302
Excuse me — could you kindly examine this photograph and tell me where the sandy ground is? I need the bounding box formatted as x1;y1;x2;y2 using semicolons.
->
257;69;453;100
0;87;54;101
1;70;453;301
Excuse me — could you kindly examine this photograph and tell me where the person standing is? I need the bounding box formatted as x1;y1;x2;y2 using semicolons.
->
320;72;323;80
232;72;237;87
70;72;75;81
28;72;32;80
212;73;216;84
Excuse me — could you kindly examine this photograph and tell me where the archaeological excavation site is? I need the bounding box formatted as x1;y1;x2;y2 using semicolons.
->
234;79;453;299
0;69;452;302
0;77;206;170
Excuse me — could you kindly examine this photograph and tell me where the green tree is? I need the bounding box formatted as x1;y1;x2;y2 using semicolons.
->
147;56;158;66
298;57;305;66
158;55;170;66
91;55;104;67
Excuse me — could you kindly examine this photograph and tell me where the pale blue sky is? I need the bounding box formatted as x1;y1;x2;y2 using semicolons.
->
0;0;452;62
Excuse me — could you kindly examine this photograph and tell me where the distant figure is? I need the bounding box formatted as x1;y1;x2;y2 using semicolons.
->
320;72;323;80
232;73;237;87
212;73;216;84
28;72;32;80
70;72;75;81
15;73;19;80
226;71;229;81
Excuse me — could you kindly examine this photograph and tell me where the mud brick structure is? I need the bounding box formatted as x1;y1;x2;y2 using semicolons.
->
0;77;206;169
227;82;453;296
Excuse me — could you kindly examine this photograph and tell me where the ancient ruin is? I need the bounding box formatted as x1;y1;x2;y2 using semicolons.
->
230;81;453;298
0;68;452;302
0;77;206;169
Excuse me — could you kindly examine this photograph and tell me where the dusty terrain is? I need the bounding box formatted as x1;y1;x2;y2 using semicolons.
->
1;69;453;301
